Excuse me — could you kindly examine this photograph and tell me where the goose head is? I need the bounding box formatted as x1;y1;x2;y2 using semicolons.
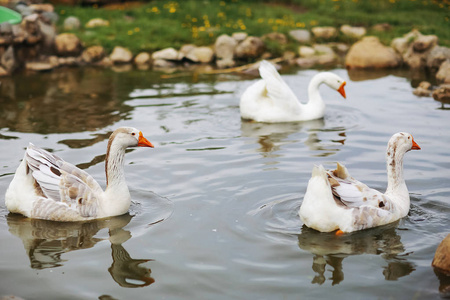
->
387;132;421;157
109;127;154;149
322;72;346;99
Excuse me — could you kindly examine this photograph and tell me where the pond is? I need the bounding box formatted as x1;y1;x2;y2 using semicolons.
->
0;65;449;299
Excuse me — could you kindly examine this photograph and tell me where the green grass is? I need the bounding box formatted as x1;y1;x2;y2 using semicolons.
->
55;0;450;55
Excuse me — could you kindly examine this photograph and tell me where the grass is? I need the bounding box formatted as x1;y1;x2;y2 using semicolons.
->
55;0;450;55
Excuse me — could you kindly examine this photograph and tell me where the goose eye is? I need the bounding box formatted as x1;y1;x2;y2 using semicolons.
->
408;136;410;139
131;132;136;136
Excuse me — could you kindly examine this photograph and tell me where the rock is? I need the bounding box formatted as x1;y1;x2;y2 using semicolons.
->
58;56;80;66
85;18;110;28
25;61;54;72
372;23;392;32
436;60;450;84
317;54;338;66
311;26;337;39
152;47;179;61
64;16;81;31
134;52;151;66
299;46;315;58
432;84;450;103
413;34;438;52
345;36;401;69
37;20;56;51
295;57;318;68
330;42;350;55
40;12;59;24
110;46;133;64
214;34;237;68
81;45;106;63
29;4;54;13
0;66;9;76
262;32;287;44
23;14;41;44
413;81;432;97
340;25;366;39
391;29;422;54
185;46;214;63
153;58;176;68
54;33;82;56
289;29;311;43
178;44;196;60
235;36;265;59
1;46;16;72
232;32;248;43
314;44;335;56
427;46;450;72
433;234;450;274
97;56;113;67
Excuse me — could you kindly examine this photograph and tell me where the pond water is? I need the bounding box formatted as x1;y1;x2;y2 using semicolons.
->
0;65;449;300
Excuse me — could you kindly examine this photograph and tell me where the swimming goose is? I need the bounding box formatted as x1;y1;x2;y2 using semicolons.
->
5;127;154;222
240;60;346;123
299;132;421;234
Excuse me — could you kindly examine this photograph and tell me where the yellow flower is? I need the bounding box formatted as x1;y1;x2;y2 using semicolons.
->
134;27;140;32
192;17;198;22
128;30;133;35
219;1;226;6
310;20;318;26
169;7;176;13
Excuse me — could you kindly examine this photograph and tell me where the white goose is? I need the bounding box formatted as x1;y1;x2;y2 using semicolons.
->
299;132;421;234
240;60;346;123
5;127;154;222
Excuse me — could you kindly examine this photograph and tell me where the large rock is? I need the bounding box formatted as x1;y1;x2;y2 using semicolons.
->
81;45;106;63
345;36;401;69
110;46;133;64
391;30;422;54
185;46;214;63
311;26;337;39
433;234;450;274
393;30;439;69
235;36;265;59
152;47;179;61
289;29;311;43
340;25;366;39
215;34;237;68
436;60;450;84
54;33;82;56
427;46;450;72
178;44;196;60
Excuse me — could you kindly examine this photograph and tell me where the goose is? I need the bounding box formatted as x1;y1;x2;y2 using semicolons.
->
5;127;154;222
239;60;346;123
299;132;421;234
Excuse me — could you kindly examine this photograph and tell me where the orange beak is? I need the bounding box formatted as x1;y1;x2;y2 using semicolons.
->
337;81;346;99
138;131;154;148
411;137;420;150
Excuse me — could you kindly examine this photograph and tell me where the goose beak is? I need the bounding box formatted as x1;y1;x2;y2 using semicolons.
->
411;138;421;150
337;81;346;99
138;131;154;148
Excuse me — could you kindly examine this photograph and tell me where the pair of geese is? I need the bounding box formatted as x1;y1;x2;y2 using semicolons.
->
5;61;421;234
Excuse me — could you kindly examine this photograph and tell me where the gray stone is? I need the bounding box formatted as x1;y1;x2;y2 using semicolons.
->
1;46;16;72
313;44;335;56
64;16;81;31
340;25;366;39
38;20;56;51
178;44;196;60
413;34;438;52
134;52;151;65
289;29;311;43
295;57;318;68
232;32;247;43
25;61;54;72
185;46;214;63
298;46;315;58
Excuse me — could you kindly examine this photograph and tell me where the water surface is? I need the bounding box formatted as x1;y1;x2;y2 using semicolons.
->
0;66;448;299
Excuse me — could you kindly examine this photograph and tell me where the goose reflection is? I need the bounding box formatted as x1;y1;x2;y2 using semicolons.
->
6;213;154;288
240;119;345;156
298;224;415;285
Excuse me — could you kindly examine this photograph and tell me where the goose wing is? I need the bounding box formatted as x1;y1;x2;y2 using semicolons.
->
326;163;389;210
26;143;103;217
258;61;299;107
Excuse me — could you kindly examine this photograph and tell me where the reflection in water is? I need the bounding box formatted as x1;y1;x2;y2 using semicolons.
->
240;119;345;157
0;68;133;134
298;224;415;285
6;213;154;288
434;269;450;298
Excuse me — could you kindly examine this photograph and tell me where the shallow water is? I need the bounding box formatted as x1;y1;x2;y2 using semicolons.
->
0;66;449;299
